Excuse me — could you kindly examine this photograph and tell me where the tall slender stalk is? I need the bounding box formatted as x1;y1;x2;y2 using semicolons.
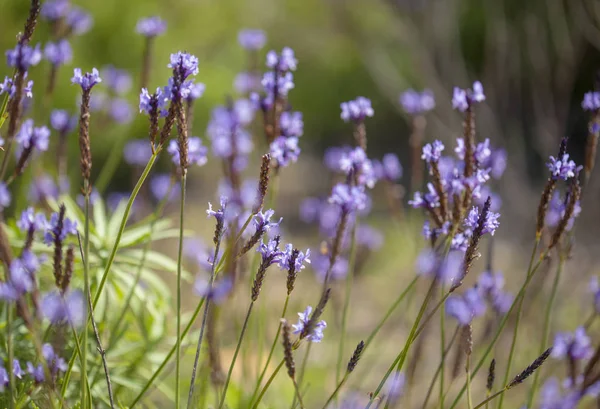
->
7;303;15;409
81;185;91;409
496;239;539;409
336;227;357;385
218;302;255;409
466;353;473;409
439;285;446;409
421;325;460;409
251;359;285;409
175;173;187;409
526;255;564;407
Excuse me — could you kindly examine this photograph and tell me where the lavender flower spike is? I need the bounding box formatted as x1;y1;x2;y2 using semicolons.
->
582;91;600;111
168;52;199;79
400;89;435;115
238;29;266;50
547;154;578;181
136;16;167;37
71;68;102;91
328;183;368;212
44;40;73;66
292;306;327;342
6;44;42;70
167;137;208;167
340;97;374;123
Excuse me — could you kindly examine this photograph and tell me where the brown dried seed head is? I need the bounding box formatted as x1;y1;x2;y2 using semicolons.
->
508;347;552;388
286;248;300;295
549;179;581;250
61;245;75;293
536;178;557;239
347;340;365;373
487;358;496;391
253;154;271;214
282;320;295;379
78;89;93;189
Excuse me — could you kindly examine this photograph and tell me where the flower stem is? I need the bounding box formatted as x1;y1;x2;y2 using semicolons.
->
321;373;349;409
218;301;255;409
496;238;539;409
82;185;91;409
251;359;285;409
7;303;15;409
336;226;357;386
175;172;187;409
466;353;473;409
439;285;446;409
421;325;460;409
526;254;564;407
250;295;290;404
292;341;312;409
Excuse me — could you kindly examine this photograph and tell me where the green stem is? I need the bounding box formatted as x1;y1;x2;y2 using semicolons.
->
336;226;357;386
473;389;507;409
421;325;460;409
175;173;187;409
250;295;290;404
439;285;446;409
108;181;174;347
448;252;545;409
321;373;348;409
293;342;312;409
7;303;14;409
218;301;255;409
526;254;564;407
95;132;129;193
82;187;91;409
496;239;539;409
366;279;437;408
251;359;285;409
292;378;306;409
129;297;205;407
466;354;473;409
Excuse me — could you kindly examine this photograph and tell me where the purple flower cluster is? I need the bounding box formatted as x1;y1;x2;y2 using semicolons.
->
139;87;168;116
136;16;167;37
339;147;377;188
372;153;403;182
292;306;327;342
552;327;593;361
15;119;50;154
270;136;300;167
150;174;178;202
50;110;77;134
582;91;600;112
41;0;93;35
71;68;102;91
43;210;78;245
206;196;229;226
41;290;85;327
252;209;282;235
340;97;374;123
329;184;369;213
452;81;485;112
0;75;34;100
238;29;266;50
278;243;311;272
44;40;72;66
0;251;43;301
167;137;208;168
416;250;463;286
194;276;233;304
400;89;435;115
547;154;578;181
6;44;42;71
545;191;582;231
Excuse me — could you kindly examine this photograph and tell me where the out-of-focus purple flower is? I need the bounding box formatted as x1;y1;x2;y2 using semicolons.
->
439;251;463;286
42;344;68;375
124;139;152;166
446;296;473;325
168;52;199;80
44;211;78;245
312;253;348;282
547;154;578;181
328;183;368;212
186;82;205;101
385;371;406;404
44;40;72;66
339;147;377;188
590;277;600;314
10;258;34;294
416;249;438;277
12;360;24;379
477;270;513;314
103;66;132;95
27;362;44;383
261;71;295;97
109;98;133;124
324;146;352;171
582;91;600;111
66;7;93;35
0;75;34;100
356;225;384;250
17;208;47;233
6;44;42;70
50;110;77;134
194;276;233;304
41;0;69;21
76;188;100;208
238;29;266;50
340;97;374;123
400;89;435;115
28;175;66;204
299;197;321;223
545;191;581;231
552;327;593;361
41;290;85;327
408;183;440;209
485;148;507;179
0;183;10;209
270;136;300;167
16;119;50;152
207;104;254;165
71;68;101;91
266;47;297;72
292;306;327;342
422;140;444;162
474;139;492;164
374;153;403;181
89;92;107;111
167;137;209;168
234;72;261;94
150;174;178;202
0;367;8;391
452;81;485;112
136;16;167;37
280;111;303;137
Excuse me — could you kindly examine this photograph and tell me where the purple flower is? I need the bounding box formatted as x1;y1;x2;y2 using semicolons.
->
66;7;93;35
452;88;468;112
186;82;206;101
50;110;77;134
6;43;42;70
150;174;178;202
109;98;133;124
328;183;368;212
582;91;600;111
206;196;228;225
400;89;435;115
258;238;284;266
446;296;473;325
416;249;438;277
292;306;327;342
103;65;132;95
312;254;348;282
422;140;445;162
0;75;34;100
27;362;44;383
408;183;440;209
252;209;282;234
324;146;352;171
299;197;321;223
477;271;513;314
547;154;578;181
590;277;600;314
238;29;266;50
472;81;486;102
385;371;406;404
42;344;68;375
545;191;581;231
44;40;72;66
374;153;403;181
261;71;295;96
339;147;377;188
12;360;24;379
280;111;304;137
486;148;507;179
340;97;374;123
136;16;167;37
279;244;311;272
194;276;233;304
464;206;500;236
168;52;199;79
234;72;261;94
356;225;384;250
270;136;300;167
552;327;593;361
71;68;102;91
0;183;11;209
124;139;152;166
9;258;34;294
0;367;7;391
207;104;254;161
17;208;47;233
44;211;78;245
266;47;297;72
474;139;492;164
41;0;69;21
167;137;208;167
41;290;85;327
438;251;463;285
16;119;50;152
139;87;168;116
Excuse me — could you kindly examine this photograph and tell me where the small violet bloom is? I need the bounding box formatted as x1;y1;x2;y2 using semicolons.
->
0;183;11;209
270;136;300;167
66;7;93;35
547;154;578;181
16;119;50;153
6;43;42;70
150;174;178;202
238;29;266;50
252;209;282;234
278;243;311;272
373;153;403;181
464;206;500;236
71;68;102;91
44;39;72;66
266;47;297;72
292;306;327;342
328;183;368;212
136;16;167;37
339;147;377;188
168;52;199;79
582;91;600;111
41;290;85;327
340;97;374;123
123;139;152;166
40;0;69;21
103;65;132;95
50;110;77;134
552;327;593;361
194;276;233;304
421;140;444;163
43;211;78;245
167;137;208;167
452;81;485;112
400;89;435;115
